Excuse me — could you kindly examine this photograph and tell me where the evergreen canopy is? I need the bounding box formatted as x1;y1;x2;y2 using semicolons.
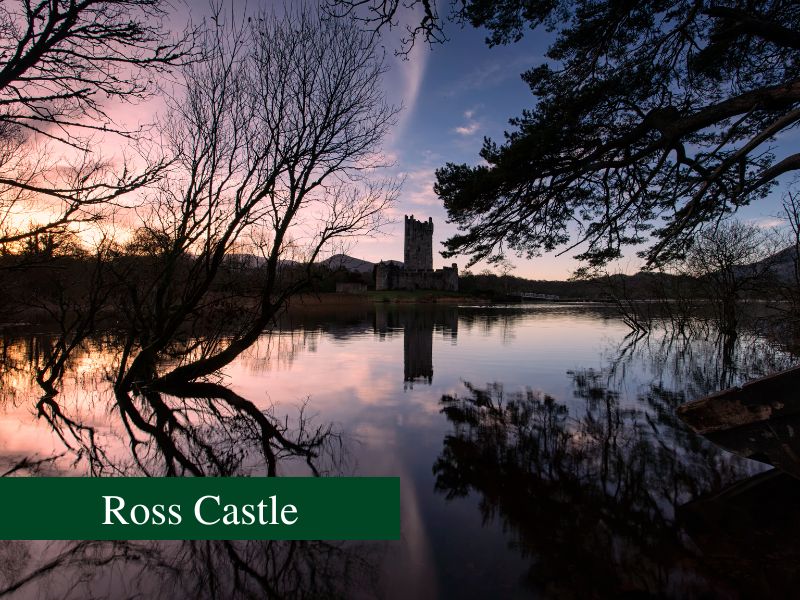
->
331;0;800;267
443;0;800;267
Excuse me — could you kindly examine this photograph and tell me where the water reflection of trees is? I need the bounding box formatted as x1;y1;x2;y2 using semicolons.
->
0;332;340;477
0;332;371;598
0;328;365;598
1;333;303;475
606;327;796;401
431;326;796;597
0;537;378;599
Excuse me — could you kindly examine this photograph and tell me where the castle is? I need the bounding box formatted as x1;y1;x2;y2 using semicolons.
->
374;215;458;291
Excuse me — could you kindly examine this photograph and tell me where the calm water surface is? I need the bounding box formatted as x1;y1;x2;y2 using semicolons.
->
0;303;797;598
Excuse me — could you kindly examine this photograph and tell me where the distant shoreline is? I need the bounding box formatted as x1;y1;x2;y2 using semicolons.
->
0;292;614;333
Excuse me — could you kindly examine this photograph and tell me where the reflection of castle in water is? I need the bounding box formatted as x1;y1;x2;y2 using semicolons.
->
404;310;433;385
373;305;458;387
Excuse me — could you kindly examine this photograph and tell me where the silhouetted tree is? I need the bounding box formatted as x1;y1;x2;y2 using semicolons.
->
330;0;800;268
775;189;800;346
107;5;397;399
0;0;195;248
324;0;448;54
679;220;782;335
436;0;800;268
0;4;397;481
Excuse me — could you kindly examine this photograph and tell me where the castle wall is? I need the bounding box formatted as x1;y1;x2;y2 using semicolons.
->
375;262;391;291
375;262;458;292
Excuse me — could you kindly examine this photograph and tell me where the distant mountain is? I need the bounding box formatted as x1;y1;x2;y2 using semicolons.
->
321;254;375;273
222;252;401;273
320;254;404;273
740;246;798;282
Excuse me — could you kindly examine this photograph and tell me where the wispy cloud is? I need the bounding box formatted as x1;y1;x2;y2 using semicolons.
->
395;168;441;207
382;30;430;145
453;109;481;136
454;122;480;136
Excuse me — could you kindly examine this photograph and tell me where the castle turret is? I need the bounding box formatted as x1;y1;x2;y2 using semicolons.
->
404;215;433;271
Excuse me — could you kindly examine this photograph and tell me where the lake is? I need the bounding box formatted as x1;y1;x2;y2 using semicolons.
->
0;302;797;598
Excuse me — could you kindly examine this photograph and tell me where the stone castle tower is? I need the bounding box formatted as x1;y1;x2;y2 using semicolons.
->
404;215;433;271
374;215;457;291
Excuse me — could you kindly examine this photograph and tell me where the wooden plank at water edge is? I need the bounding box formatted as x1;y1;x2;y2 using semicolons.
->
677;364;800;435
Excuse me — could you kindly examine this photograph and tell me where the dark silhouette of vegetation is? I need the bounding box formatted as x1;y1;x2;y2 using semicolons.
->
0;3;398;493
591;220;788;337
765;188;800;349
0;5;398;430
436;0;800;268
107;6;396;394
678;220;783;336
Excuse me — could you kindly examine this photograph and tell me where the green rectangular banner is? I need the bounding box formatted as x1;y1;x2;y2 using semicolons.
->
0;477;399;540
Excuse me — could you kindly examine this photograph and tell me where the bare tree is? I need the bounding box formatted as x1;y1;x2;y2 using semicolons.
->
100;6;397;447
678;220;784;336
0;0;193;142
6;5;397;478
0;0;195;248
782;189;800;291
